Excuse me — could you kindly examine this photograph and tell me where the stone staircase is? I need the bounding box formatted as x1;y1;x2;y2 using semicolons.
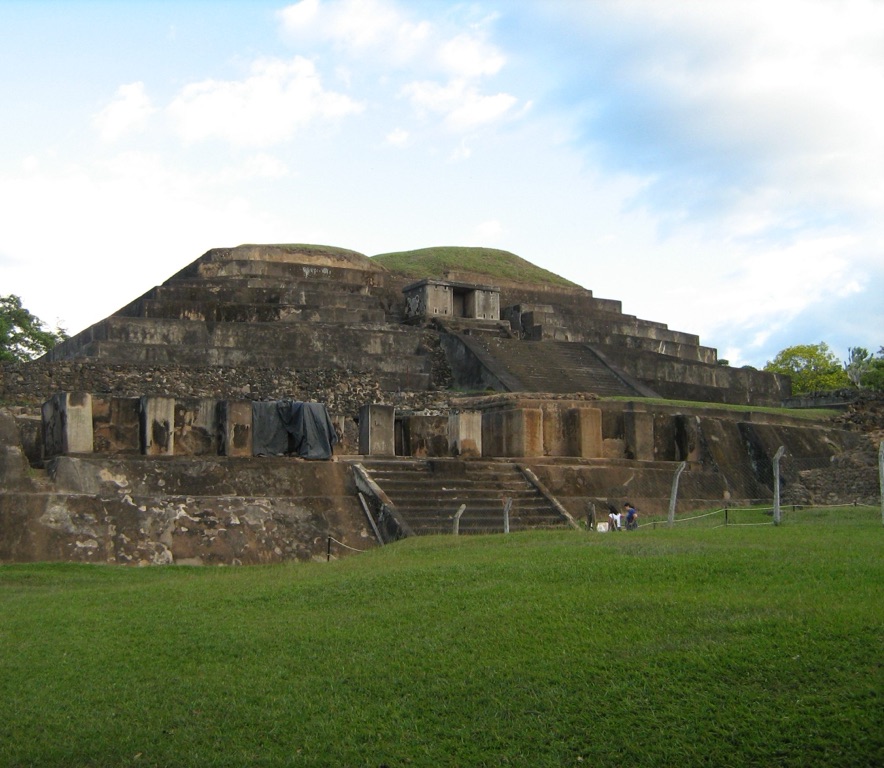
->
473;338;641;396
361;458;571;535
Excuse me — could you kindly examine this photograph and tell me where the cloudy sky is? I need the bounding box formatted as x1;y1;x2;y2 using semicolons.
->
1;0;881;367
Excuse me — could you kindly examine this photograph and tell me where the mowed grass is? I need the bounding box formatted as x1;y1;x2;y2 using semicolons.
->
1;510;881;767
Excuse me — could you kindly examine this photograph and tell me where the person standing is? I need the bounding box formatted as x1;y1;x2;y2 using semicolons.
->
624;502;638;530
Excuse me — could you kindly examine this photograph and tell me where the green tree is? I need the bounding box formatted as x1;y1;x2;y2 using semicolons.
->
0;294;67;362
764;342;850;394
844;346;873;386
859;347;884;391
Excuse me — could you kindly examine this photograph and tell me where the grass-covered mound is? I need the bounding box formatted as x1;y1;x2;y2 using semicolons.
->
1;509;880;767
372;246;580;288
215;243;383;271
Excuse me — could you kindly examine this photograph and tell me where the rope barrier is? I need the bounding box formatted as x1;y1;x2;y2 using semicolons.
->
671;508;725;523
636;508;724;528
629;502;878;533
327;537;367;553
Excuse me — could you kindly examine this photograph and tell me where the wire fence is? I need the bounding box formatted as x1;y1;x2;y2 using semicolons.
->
585;442;883;530
632;502;880;530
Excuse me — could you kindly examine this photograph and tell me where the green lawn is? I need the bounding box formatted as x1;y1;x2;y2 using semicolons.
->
371;246;579;288
601;395;841;421
1;509;881;767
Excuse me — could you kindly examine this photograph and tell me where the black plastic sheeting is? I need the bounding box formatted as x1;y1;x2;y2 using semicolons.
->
252;400;338;459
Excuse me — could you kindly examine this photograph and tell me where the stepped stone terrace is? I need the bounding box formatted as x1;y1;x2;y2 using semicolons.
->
2;243;872;566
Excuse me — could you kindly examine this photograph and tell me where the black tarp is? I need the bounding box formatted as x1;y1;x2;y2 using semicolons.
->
252;400;337;459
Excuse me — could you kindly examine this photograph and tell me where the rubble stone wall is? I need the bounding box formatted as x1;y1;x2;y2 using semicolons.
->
0;360;452;416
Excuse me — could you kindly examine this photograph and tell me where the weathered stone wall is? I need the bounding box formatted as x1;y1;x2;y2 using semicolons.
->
592;345;791;406
783;451;880;506
0;454;377;565
0;359;452;415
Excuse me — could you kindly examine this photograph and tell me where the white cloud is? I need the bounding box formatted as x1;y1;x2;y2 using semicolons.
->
449;139;471;161
385;128;409;146
93;82;155;141
280;0;429;61
279;0;319;28
278;1;520;140
211;153;289;183
560;0;884;221
402;79;517;131
0;156;295;335
438;34;505;77
447;91;517;132
167;56;363;146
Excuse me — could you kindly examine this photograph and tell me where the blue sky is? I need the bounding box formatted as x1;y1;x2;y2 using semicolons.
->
1;0;881;367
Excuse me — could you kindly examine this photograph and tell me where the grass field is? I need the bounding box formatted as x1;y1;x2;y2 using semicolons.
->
602;395;841;422
371;246;579;288
1;509;881;767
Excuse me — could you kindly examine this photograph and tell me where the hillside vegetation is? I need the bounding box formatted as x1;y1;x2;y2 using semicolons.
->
372;246;581;288
1;510;880;767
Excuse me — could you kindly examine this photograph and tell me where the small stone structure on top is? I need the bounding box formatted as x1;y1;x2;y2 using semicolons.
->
403;278;500;322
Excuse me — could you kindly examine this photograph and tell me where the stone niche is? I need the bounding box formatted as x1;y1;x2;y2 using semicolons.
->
92;396;140;454
399;414;449;458
40;393;340;460
42;392;94;457
476;397;603;459
402;279;500;321
448;410;482;457
358;404;395;456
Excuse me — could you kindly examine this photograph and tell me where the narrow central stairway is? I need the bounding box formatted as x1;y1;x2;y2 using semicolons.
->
361;459;571;535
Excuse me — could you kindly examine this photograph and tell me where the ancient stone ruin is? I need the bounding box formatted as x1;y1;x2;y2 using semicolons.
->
0;244;877;564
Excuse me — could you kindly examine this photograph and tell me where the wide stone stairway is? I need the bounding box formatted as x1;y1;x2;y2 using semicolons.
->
474;338;641;396
361;458;571;535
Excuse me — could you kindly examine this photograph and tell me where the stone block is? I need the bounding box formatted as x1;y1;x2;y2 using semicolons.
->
465;288;500;320
624;410;655;461
403;415;449;457
448;411;482;457
539;403;567;457
482;407;543;457
174;398;219;455
358;404;395;456
673;414;703;462
92;396;140;454
218;401;253;457
140;396;175;455
0;410;30;487
42;392;94;457
568;407;603;458
534;403;602;458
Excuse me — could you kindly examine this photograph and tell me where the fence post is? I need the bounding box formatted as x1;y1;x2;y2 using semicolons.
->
453;503;467;535
503;497;512;534
772;445;786;525
879;442;883;526
585;501;596;531
668;462;687;527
